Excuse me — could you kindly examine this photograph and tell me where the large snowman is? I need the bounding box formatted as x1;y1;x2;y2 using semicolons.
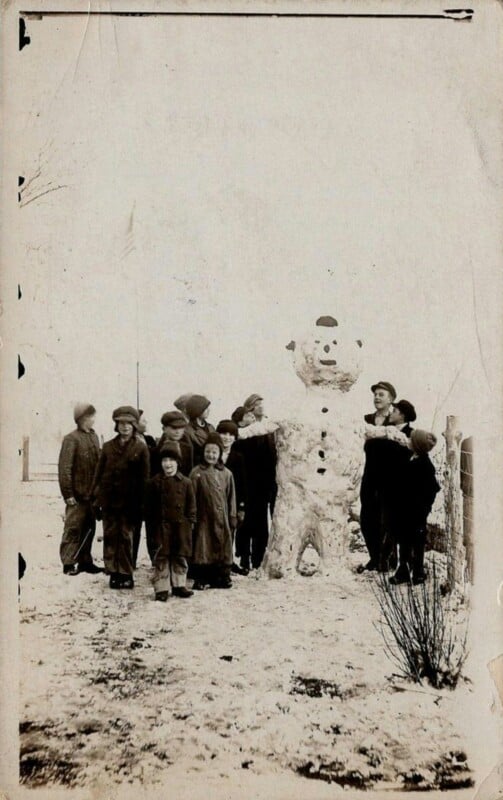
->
261;314;365;578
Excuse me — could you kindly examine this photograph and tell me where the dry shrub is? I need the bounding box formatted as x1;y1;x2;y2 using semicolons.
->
374;560;468;689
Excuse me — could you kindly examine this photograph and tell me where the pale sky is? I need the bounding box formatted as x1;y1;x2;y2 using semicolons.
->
5;8;501;464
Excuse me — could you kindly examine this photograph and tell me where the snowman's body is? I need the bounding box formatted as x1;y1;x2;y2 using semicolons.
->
262;317;364;578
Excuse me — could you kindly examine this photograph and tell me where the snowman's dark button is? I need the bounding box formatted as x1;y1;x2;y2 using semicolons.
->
322;407;328;413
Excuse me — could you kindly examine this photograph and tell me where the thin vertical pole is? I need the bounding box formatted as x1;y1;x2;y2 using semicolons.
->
136;361;140;410
443;415;464;593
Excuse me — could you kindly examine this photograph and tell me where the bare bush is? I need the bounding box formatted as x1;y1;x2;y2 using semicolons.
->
374;560;468;689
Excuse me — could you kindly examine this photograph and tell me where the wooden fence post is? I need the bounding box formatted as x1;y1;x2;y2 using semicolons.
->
22;436;30;482
443;416;464;592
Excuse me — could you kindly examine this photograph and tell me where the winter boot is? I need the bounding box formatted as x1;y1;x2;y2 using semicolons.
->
172;587;194;598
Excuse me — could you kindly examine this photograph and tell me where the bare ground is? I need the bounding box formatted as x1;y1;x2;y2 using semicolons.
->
18;481;475;797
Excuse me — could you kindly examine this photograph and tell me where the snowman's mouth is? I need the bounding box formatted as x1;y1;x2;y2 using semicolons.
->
320;359;337;366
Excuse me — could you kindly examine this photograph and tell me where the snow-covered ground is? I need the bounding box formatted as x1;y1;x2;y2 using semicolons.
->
17;480;478;797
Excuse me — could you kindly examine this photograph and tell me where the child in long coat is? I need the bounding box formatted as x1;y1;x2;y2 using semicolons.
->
190;433;237;589
92;406;150;589
144;442;196;601
389;429;440;585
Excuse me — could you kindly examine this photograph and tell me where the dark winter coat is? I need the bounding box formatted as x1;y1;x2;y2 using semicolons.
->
362;424;413;496
234;433;276;502
186;421;216;466
190;463;237;565
222;447;247;512
144;472;196;559
401;454;440;528
58;428;100;502
151;434;194;477
92;434;150;520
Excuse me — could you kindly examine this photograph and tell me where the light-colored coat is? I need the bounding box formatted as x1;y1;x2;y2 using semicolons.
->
190;463;236;565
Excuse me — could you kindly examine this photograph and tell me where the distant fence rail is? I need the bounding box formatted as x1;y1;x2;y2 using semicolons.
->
21;437;58;482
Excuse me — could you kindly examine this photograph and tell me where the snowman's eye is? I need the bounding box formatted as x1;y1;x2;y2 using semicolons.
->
332;340;337;345
315;340;320;344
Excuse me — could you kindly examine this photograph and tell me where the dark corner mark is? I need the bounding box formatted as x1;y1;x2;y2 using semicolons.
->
18;176;25;203
18;284;22;299
18;355;25;379
19;17;30;50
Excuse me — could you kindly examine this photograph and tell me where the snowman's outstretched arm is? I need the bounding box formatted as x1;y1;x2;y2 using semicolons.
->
363;423;411;448
237;419;281;439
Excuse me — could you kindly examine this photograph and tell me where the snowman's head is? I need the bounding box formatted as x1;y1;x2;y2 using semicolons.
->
286;315;363;393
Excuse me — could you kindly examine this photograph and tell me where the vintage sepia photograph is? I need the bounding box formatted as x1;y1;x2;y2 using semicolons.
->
1;1;502;797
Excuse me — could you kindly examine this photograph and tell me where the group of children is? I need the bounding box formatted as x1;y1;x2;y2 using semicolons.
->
58;394;277;600
58;383;441;598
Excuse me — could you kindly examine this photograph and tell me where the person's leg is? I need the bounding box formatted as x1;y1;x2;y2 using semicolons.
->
77;503;100;571
411;527;427;584
238;518;252;571
171;556;193;597
115;515;135;585
145;518;159;565
152;558;171;599
251;498;270;569
132;520;142;569
102;513;120;585
379;499;398;573
358;488;381;569
60;502;87;570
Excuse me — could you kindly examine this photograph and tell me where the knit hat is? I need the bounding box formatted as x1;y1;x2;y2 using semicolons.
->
371;381;397;400
411;429;437;455
73;403;96;423
204;432;224;455
159;441;182;462
243;393;263;412
185;394;211;420
112;406;140;429
217;420;239;438
393;399;417;423
231;406;246;424
174;393;194;413
161;410;187;429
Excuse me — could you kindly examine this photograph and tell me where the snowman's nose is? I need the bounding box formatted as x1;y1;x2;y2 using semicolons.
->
324;345;330;353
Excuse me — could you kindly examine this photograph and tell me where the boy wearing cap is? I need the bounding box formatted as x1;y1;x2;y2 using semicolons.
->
152;411;194;478
92;406;150;589
389;430;440;585
185;395;215;466
144;442;196;600
365;381;396;426
58;403;102;575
